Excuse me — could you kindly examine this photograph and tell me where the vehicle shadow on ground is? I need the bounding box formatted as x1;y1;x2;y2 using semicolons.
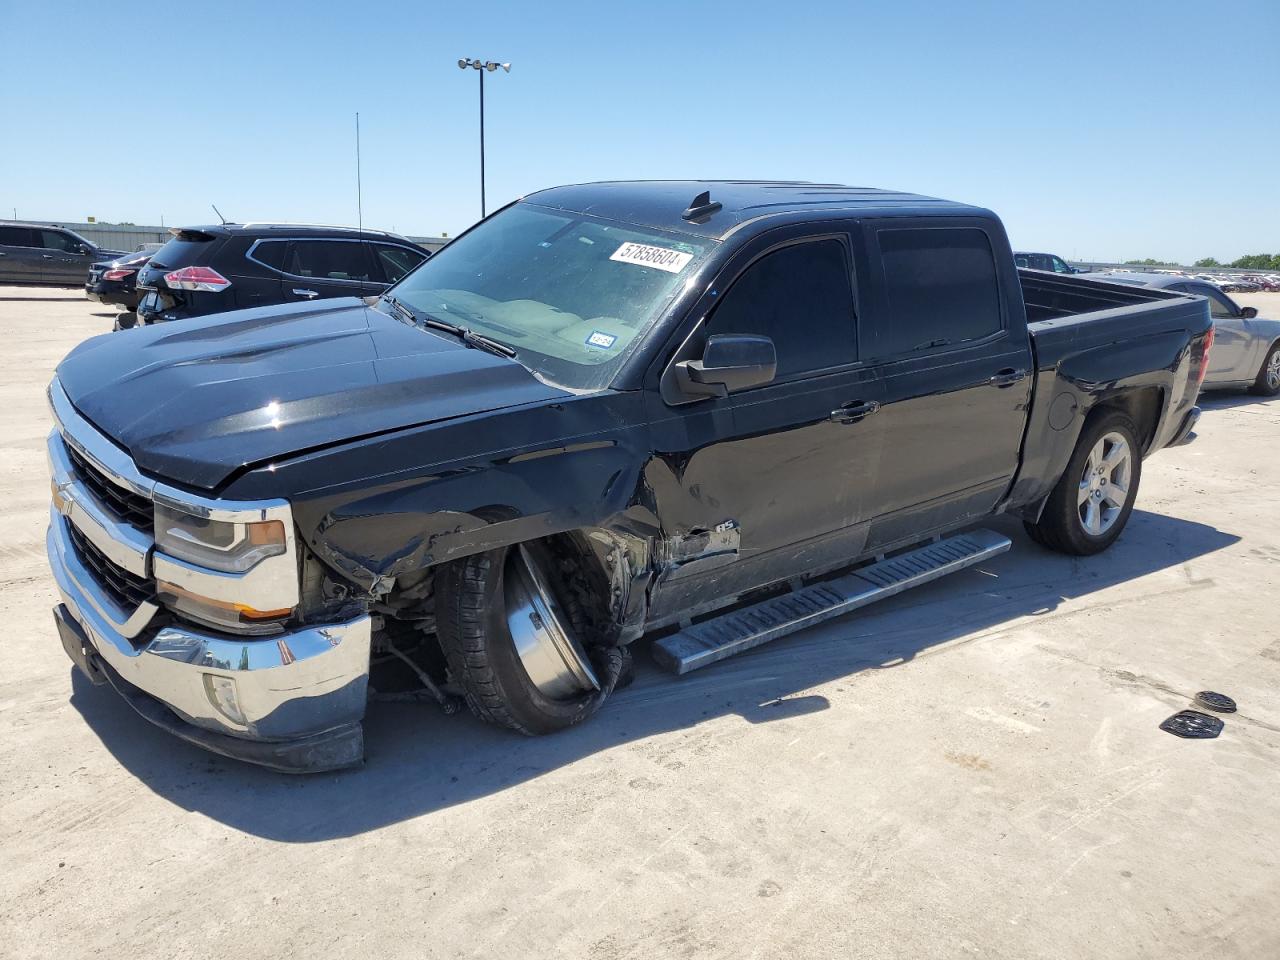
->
1198;390;1276;411
68;510;1238;842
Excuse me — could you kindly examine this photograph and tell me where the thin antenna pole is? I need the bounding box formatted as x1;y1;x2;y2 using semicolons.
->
355;112;364;233
479;68;486;217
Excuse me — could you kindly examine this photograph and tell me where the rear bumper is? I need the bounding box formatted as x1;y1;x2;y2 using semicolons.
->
48;513;371;773
1168;406;1201;447
85;284;138;310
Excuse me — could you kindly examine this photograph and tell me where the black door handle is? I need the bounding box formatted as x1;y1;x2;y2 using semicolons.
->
829;400;881;424
988;368;1028;388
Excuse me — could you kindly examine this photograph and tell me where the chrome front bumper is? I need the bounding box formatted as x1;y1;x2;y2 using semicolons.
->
49;510;371;771
44;377;371;772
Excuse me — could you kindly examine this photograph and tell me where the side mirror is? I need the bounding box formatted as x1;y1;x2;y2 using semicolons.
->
1241;306;1258;319
75;243;91;256
675;334;776;398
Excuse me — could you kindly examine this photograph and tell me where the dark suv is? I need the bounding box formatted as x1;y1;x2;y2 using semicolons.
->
0;223;127;286
135;223;432;325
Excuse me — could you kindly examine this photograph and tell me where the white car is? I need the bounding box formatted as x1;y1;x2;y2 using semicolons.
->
1101;273;1280;395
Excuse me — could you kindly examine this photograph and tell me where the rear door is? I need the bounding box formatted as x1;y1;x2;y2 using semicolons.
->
278;239;382;303
858;219;1033;550
0;226;42;282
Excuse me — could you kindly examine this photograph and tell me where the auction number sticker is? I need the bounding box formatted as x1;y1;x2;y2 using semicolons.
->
609;242;693;273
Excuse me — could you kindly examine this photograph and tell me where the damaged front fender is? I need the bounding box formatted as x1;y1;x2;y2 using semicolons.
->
222;390;661;638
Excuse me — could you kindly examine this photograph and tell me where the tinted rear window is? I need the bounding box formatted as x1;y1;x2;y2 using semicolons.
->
875;227;1001;356
285;240;373;281
149;236;217;270
0;226;36;246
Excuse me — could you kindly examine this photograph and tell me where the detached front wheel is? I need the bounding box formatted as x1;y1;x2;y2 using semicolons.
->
1025;411;1142;556
435;542;618;734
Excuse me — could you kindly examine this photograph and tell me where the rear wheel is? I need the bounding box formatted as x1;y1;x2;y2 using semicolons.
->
112;311;137;331
1250;342;1280;396
435;542;623;734
1024;411;1142;556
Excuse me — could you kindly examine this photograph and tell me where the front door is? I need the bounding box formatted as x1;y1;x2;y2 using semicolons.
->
1180;283;1254;381
37;229;94;284
645;231;886;620
858;220;1033;550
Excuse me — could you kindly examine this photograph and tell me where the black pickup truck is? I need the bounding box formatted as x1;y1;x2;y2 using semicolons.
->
46;181;1212;772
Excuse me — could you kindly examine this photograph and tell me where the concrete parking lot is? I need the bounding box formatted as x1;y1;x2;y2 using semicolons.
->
2;288;1278;960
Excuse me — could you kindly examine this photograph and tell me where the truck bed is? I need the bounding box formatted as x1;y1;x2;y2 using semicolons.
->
1019;268;1184;324
1021;267;1209;371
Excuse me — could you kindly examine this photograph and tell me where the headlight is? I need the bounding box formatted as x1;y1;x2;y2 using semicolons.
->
154;503;286;573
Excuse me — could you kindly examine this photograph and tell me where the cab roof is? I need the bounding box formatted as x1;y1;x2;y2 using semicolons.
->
521;180;989;240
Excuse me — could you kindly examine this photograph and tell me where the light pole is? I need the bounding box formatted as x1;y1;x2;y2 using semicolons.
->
457;58;511;218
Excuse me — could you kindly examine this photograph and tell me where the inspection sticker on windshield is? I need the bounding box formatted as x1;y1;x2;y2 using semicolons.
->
585;330;618;349
610;242;693;273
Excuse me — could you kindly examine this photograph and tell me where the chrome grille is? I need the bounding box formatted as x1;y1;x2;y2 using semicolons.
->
66;523;156;610
66;443;154;534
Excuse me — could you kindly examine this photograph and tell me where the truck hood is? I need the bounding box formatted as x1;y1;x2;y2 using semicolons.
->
55;297;571;491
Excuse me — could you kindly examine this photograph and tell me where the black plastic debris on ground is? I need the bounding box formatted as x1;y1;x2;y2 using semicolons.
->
1194;690;1237;713
1160;710;1224;739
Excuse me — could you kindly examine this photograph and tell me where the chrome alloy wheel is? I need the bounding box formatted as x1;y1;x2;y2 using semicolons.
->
1078;431;1133;536
1266;349;1280;391
503;545;600;700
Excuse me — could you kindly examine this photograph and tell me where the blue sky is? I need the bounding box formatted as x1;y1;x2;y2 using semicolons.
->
1;0;1276;263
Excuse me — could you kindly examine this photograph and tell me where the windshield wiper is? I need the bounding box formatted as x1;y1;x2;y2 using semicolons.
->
384;294;419;325
460;329;517;358
419;313;517;358
385;296;518;359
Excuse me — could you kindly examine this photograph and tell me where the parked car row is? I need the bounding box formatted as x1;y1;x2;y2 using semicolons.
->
1134;268;1280;293
45;180;1218;772
1216;275;1280;293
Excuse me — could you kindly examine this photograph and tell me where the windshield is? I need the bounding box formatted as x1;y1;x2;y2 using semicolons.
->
390;203;711;390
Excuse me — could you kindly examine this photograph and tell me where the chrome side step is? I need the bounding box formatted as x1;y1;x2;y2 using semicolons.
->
651;528;1012;675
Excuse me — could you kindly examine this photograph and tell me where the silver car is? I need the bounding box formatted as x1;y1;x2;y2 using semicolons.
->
1097;272;1280;396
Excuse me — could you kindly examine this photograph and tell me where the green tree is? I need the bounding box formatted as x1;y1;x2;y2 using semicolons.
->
1194;257;1221;268
1230;254;1277;270
1124;258;1166;266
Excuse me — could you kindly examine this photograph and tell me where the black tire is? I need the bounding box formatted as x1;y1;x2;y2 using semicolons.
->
1024;410;1143;556
435;543;612;735
1249;341;1280;397
112;311;137;331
